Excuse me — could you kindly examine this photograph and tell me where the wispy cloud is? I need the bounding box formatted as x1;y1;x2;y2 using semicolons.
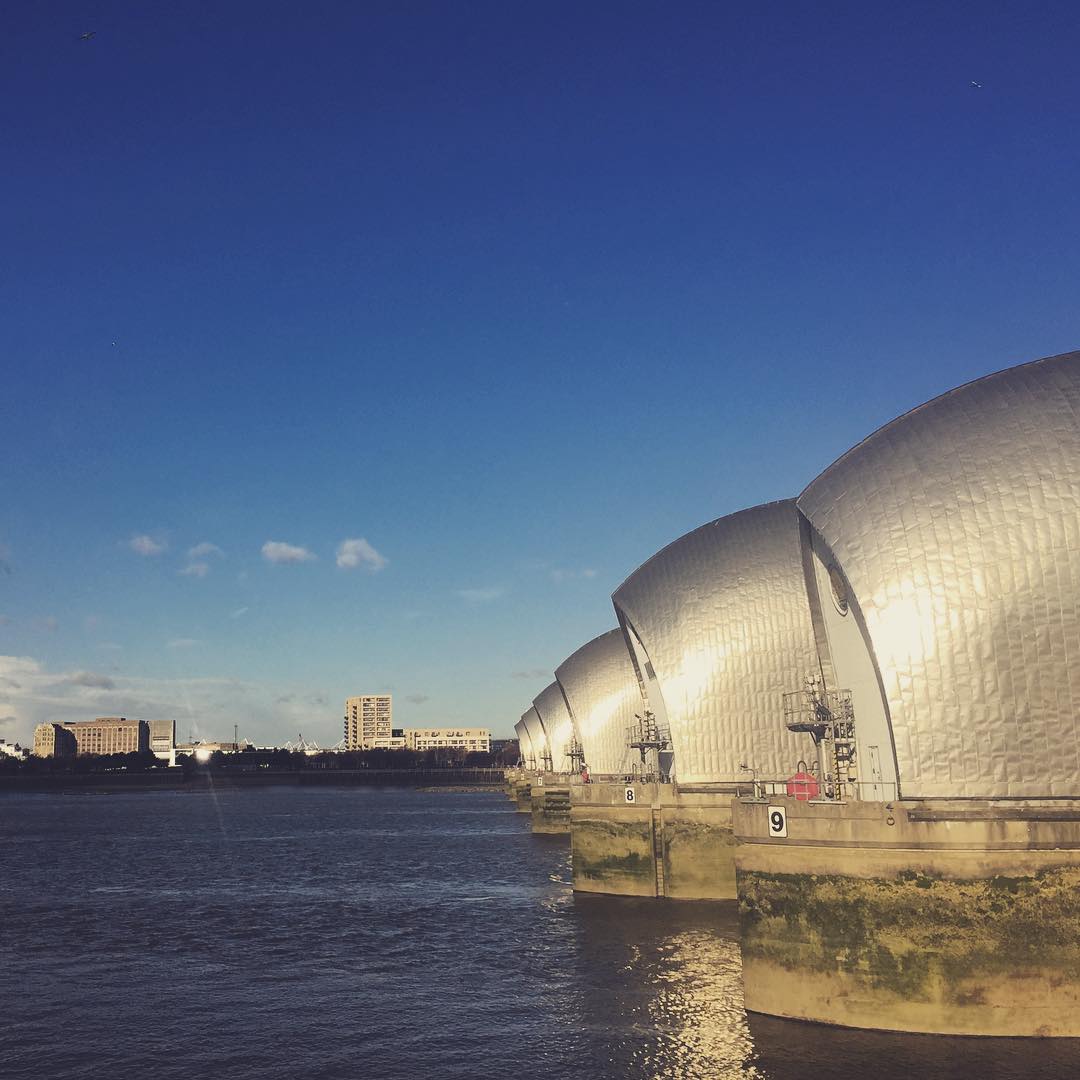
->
129;534;167;557
167;638;200;650
405;693;429;705
512;668;549;680
455;587;505;604
180;542;224;577
230;606;249;620
0;714;15;729
0;655;342;749
188;542;223;560
65;671;115;690
550;567;598;583
336;537;388;572
262;540;316;564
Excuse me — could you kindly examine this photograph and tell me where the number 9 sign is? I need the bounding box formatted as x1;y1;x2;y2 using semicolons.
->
767;805;788;838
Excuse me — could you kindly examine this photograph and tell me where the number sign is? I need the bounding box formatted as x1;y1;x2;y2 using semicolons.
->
767;805;788;838
624;786;636;804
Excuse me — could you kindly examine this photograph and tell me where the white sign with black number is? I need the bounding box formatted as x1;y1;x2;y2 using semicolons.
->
767;805;788;838
624;786;636;804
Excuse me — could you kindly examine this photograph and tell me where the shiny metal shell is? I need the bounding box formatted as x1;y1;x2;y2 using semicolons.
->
612;500;822;785
799;351;1080;798
520;706;547;771
555;629;644;777
514;719;533;767
533;681;576;774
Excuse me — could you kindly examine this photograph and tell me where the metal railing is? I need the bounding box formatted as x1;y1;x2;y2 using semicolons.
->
738;777;899;804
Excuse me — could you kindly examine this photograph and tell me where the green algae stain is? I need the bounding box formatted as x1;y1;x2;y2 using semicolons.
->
738;866;1080;1002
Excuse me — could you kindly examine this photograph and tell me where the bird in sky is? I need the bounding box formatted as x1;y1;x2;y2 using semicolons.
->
970;80;982;88
78;31;96;41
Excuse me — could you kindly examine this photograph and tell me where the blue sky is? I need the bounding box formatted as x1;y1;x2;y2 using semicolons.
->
2;1;1079;746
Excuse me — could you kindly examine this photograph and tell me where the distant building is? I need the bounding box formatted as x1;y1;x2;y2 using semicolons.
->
147;720;176;761
175;741;242;762
0;739;29;760
33;723;77;758
344;695;393;749
404;727;491;753
62;718;149;756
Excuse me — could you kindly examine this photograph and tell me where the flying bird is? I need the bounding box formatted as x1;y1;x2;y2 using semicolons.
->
78;31;96;41
970;80;982;88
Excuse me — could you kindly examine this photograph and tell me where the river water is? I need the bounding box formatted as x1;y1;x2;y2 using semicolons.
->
2;787;1078;1079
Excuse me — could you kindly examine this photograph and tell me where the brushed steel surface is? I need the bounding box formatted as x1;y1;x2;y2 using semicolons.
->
533;681;576;774
514;719;534;768
612;500;822;785
798;350;1080;798
520;706;547;771
555;629;644;777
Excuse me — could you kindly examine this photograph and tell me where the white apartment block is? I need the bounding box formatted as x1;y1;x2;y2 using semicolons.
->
344;695;393;749
405;727;491;753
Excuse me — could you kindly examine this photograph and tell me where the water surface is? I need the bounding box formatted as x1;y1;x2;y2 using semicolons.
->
3;788;1077;1079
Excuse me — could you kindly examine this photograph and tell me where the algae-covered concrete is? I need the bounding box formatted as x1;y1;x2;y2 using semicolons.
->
513;777;532;813
570;783;736;899
531;777;571;834
734;797;1080;1036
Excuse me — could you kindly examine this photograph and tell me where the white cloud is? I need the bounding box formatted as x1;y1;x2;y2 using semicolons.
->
455;587;505;604
262;540;316;564
179;562;210;578
129;534;167;556
188;542;223;559
336;537;388;572
167;638;200;650
0;654;345;749
65;671;115;690
230;606;249;619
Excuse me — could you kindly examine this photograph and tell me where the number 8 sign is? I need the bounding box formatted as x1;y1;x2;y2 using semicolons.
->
767;805;788;838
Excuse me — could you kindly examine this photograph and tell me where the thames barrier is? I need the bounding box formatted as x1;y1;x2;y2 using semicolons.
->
505;349;1080;1037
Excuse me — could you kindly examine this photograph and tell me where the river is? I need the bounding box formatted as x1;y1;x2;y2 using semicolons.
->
2;787;1077;1078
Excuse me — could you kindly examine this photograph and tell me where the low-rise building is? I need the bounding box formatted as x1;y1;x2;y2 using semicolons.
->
0;739;29;760
33;723;77;758
147;720;176;761
404;727;491;753
62;718;149;756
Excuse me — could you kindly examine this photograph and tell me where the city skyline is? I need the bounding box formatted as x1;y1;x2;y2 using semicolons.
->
3;3;1080;747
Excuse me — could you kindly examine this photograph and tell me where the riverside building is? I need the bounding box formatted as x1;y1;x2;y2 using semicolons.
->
343;694;394;749
404;727;491;752
33;723;77;758
33;718;149;756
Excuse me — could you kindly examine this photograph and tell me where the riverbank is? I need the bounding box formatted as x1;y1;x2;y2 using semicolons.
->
0;768;505;794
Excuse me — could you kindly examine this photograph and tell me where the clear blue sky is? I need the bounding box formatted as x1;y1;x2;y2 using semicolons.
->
2;2;1078;746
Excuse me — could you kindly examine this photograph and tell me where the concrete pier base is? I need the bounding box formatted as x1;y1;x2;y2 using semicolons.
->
570;783;736;898
513;779;532;813
531;776;571;834
734;797;1080;1037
